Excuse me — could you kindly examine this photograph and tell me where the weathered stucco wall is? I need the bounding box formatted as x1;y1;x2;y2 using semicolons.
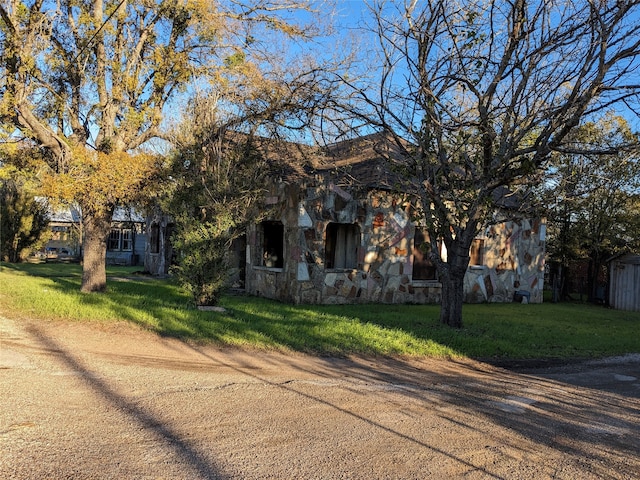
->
245;180;545;305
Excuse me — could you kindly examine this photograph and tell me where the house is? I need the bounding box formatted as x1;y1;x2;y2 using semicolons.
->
144;133;546;303
608;253;640;312
44;204;82;260
44;204;147;266
105;207;147;266
241;134;546;305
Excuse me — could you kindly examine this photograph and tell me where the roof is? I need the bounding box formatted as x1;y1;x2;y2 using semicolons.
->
47;204;144;224
222;131;320;183
219;131;408;189
607;252;640;264
47;205;81;223
234;131;529;205
112;207;145;223
314;133;407;190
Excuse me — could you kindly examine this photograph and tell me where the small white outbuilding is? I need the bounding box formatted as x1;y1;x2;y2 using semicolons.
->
608;253;640;312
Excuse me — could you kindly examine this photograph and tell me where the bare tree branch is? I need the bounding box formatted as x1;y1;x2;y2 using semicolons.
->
334;0;640;327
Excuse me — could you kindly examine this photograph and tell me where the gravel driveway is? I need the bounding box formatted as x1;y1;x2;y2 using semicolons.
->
1;315;639;479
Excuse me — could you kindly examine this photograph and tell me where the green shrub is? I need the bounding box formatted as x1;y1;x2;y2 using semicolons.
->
170;218;235;306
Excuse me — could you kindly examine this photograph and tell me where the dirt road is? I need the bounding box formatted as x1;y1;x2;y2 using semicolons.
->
1;315;639;479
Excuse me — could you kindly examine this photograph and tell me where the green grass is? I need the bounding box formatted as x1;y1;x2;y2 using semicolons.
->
1;262;639;360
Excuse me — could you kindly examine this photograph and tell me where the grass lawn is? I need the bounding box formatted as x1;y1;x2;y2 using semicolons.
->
1;262;639;360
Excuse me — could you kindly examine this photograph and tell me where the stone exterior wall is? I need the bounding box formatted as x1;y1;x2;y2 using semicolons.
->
244;180;545;305
464;219;546;304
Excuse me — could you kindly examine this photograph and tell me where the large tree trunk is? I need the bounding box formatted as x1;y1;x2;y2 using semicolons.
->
438;243;470;329
81;208;113;293
439;269;465;328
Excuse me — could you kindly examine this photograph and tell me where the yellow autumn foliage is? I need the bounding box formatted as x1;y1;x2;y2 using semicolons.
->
40;146;159;212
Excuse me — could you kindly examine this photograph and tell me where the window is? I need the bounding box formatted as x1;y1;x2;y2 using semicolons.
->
107;228;134;251
470;238;484;266
259;221;284;268
121;229;133;251
107;229;121;251
51;225;69;241
325;223;360;269
413;228;438;281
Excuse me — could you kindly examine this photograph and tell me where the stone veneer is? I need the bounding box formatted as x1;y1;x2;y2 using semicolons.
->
244;180;545;305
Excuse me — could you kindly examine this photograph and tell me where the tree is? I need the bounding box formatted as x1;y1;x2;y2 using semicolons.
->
335;0;640;327
544;114;640;302
0;140;50;262
0;166;49;262
167;50;335;305
0;0;324;292
168;123;268;306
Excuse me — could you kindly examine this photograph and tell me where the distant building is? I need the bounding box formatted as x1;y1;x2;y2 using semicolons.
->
44;205;147;266
608;253;640;312
105;208;147;266
44;204;82;260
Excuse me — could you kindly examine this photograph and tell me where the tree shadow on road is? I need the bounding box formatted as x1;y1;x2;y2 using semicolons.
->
184;342;640;479
15;319;640;479
24;323;228;480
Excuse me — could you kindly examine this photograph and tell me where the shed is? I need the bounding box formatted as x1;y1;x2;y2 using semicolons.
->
608;253;640;312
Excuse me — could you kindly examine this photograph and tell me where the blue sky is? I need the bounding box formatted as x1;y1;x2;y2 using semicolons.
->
321;0;640;134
